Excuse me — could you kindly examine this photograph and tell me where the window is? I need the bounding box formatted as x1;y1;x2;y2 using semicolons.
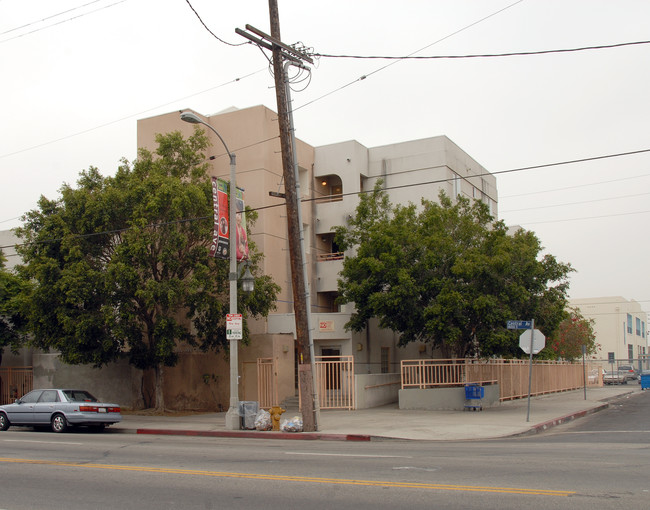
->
636;317;641;336
380;347;390;374
452;174;460;197
20;390;42;403
38;390;59;403
643;321;646;339
628;344;634;363
627;314;633;334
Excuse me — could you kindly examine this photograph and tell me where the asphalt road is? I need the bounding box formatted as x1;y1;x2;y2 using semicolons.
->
1;391;648;509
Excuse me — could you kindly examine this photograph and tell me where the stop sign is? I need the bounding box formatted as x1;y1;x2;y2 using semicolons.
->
519;329;546;354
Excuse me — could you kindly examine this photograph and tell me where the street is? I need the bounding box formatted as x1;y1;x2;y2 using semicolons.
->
1;391;648;509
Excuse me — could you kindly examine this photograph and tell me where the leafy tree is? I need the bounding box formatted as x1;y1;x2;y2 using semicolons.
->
15;130;280;410
0;251;29;363
334;185;573;358
540;308;598;361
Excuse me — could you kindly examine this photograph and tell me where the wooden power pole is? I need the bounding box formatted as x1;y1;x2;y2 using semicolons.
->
238;1;318;431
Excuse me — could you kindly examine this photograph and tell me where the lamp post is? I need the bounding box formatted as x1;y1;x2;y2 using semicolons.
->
181;111;243;430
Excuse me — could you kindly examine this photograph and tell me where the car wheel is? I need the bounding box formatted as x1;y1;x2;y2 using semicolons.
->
51;413;68;433
0;412;9;431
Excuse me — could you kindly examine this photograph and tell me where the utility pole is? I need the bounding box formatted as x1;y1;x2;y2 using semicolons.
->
236;1;318;431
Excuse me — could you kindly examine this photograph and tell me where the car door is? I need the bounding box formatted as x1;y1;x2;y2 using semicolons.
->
6;390;42;425
33;390;60;425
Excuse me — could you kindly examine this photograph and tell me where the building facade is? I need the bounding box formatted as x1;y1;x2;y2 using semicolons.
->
569;296;648;370
2;104;499;410
137;105;498;409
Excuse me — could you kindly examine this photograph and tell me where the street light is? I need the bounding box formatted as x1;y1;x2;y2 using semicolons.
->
181;110;244;430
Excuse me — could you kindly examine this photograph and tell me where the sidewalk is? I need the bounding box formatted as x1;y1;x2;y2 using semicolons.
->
114;385;642;442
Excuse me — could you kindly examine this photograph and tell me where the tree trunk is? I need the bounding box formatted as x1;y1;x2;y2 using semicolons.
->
154;362;164;412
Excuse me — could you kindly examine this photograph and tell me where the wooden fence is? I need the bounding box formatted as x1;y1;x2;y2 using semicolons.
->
0;367;33;405
401;359;601;401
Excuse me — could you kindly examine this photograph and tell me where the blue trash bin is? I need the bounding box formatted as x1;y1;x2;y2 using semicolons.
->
464;384;484;411
641;373;650;390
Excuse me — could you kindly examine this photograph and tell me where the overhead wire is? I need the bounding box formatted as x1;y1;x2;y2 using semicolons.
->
0;0;128;44
183;0;247;47
313;40;650;61
3;146;650;253
0;68;268;160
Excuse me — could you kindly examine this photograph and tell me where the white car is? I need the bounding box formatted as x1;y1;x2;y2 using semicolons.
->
0;389;121;433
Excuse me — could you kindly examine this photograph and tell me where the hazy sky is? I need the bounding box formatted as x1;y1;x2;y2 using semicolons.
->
1;0;649;308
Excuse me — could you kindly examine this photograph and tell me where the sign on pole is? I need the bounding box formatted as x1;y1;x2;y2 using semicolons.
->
519;329;546;355
507;320;532;330
226;314;243;340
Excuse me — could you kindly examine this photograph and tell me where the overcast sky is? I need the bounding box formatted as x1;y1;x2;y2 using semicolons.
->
1;0;649;309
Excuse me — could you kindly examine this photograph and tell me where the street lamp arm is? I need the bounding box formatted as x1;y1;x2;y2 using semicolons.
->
180;111;234;162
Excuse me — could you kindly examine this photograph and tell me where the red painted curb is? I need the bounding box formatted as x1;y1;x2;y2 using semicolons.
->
136;428;371;442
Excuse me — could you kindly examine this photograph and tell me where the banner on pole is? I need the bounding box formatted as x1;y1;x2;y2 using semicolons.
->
235;187;249;261
209;177;230;259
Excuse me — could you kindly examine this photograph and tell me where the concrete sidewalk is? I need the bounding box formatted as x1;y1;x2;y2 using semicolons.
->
114;385;643;442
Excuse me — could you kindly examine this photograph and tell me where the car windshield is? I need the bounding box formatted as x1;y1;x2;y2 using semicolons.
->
62;390;98;402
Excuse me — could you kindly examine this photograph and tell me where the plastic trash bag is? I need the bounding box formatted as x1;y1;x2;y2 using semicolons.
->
254;409;272;431
280;415;303;432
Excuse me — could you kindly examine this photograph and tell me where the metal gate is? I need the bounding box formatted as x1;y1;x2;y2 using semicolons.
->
0;367;33;405
256;358;277;409
315;355;355;410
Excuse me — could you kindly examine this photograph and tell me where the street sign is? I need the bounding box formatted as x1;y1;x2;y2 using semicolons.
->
519;329;546;354
226;313;243;340
507;320;532;330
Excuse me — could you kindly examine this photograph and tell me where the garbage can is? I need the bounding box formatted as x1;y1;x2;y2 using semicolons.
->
641;373;650;390
239;401;259;430
464;384;484;411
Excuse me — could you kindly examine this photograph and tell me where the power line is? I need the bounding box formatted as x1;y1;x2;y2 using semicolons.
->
293;0;525;113
0;0;104;35
0;0;128;44
183;0;247;47
0;68;267;160
314;40;650;61
3;146;650;252
500;191;650;213
500;173;650;198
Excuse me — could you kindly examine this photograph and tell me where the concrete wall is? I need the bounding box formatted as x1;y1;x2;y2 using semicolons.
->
355;373;400;409
399;384;500;411
33;353;141;409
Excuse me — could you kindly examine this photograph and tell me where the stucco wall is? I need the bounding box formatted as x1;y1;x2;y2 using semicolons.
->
33;353;141;409
399;384;500;411
355;373;400;409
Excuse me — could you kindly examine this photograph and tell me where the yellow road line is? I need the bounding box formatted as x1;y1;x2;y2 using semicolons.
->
0;457;574;497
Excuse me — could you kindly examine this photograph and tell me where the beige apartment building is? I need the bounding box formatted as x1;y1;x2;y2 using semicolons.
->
569;297;649;371
1;104;498;410
136;104;498;410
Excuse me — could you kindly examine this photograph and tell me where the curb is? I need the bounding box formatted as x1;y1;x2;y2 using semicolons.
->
135;428;372;442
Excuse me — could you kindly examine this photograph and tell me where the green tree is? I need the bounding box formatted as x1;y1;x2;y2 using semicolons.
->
15;130;280;410
335;185;572;358
540;308;598;361
0;251;29;363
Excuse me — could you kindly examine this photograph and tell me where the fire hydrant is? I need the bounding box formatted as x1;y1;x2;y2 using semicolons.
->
269;405;286;431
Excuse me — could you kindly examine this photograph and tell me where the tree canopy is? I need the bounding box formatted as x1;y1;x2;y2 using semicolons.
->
15;129;280;408
0;251;29;364
540;307;598;361
334;185;573;358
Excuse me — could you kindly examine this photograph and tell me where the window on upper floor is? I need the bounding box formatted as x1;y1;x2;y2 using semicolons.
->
627;314;633;334
316;174;343;202
636;317;641;336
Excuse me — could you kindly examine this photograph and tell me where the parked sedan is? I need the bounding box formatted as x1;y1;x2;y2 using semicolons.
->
603;370;634;385
0;389;121;433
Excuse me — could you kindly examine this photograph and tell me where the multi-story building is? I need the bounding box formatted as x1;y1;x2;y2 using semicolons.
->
136;104;497;409
569;296;648;370
2;104;498;410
